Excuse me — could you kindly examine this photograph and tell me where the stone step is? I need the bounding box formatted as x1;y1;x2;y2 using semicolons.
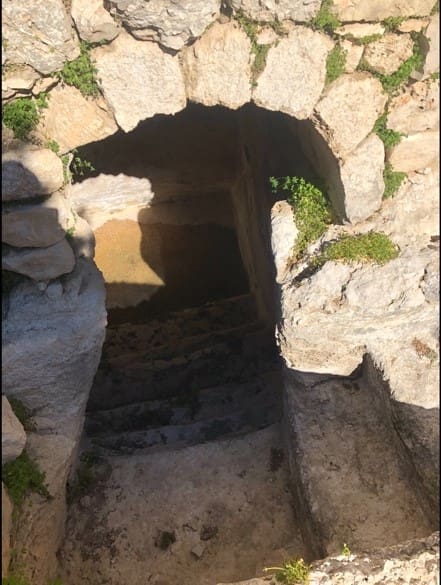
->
283;369;433;557
104;293;258;355
88;330;280;411
85;370;281;436
87;391;282;456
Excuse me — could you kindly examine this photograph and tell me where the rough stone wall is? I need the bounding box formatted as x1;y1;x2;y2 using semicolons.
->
1;0;440;582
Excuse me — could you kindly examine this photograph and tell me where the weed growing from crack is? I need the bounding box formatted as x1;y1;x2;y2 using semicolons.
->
383;162;406;199
314;232;398;266
326;44;346;84
373;113;403;149
264;558;310;584
311;0;340;34
2;451;51;508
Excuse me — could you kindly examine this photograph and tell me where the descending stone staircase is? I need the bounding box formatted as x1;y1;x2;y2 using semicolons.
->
84;293;283;455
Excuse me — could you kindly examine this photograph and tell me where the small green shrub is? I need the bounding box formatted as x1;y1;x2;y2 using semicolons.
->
270;176;331;260
264;558;310;584
45;139;60;154
317;232;398;265
2;99;39;139
341;543;351;556
373;113;402;148
326;44;346;84
311;0;341;34
2;451;51;508
71;148;96;180
382;16;404;32
57;42;100;97
8;398;36;432
383;162;406;199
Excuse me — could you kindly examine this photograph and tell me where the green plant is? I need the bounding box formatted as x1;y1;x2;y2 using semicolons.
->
57;41;100;97
326;44;346;84
311;0;340;34
61;154;71;183
383;162;406;198
352;33;383;45
373;113;402;148
8;398;36;432
382;16;404;32
316;231;398;265
45;139;60;154
2;451;51;508
2;98;39;139
2;574;29;585
430;71;440;80
341;543;351;556
264;558;310;584
70;148;95;179
35;92;49;110
235;12;271;81
270;176;331;260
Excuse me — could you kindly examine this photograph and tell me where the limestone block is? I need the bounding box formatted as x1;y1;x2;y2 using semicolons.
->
107;0;220;50
226;0;321;22
253;27;333;119
387;79;439;134
423;14;440;78
92;32;186;132
71;0;120;43
36;85;118;154
336;23;385;38
270;200;297;284
2;145;64;201
340;40;363;73
68;174;155;229
182;23;252;110
388;131;439;172
398;18;430;33
339;133;385;223
2;66;40;92
2;239;76;281
332;0;435;21
2;193;71;248
314;73;387;158
364;33;414;76
2;395;27;464
2;483;13;578
2;0;80;75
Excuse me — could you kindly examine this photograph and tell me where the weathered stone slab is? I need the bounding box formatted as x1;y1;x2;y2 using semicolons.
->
92;32;186;132
336;23;385;38
182;22;252;109
423;14;440;78
387;79;439;134
340;40;363;73
270;200;297;283
339;133;385;223
2;239;76;281
2;483;13;579
2;66;40;92
2;145;64;201
226;0;321;22
398;18;430;32
332;0;435;21
2;0;80;74
364;33;414;75
36;85;118;154
71;0;120;43
253;26;333;119
388;131;439;172
2;193;71;248
107;0;220;50
2;395;27;464
314;73;387;157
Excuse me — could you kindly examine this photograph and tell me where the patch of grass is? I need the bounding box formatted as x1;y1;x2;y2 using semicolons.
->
264;558;310;584
2;451;51;508
430;71;440;80
382;16;404;32
270;176;331;261
2;98;38;140
235;12;271;82
316;232;398;265
44;139;60;154
383;162;406;199
57;41;100;97
311;0;341;34
8;398;36;432
373;113;403;148
351;33;383;45
2;574;29;585
326;44;346;84
71;148;96;179
412;338;438;361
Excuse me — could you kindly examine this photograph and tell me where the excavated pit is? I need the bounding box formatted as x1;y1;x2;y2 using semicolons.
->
59;104;434;585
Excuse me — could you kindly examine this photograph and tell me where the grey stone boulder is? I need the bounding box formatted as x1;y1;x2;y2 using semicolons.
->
71;0;120;43
2;239;76;281
253;26;333;119
2;395;27;464
2;0;80;74
2;145;64;201
106;0;220;50
92;32;186;132
226;0;321;22
2;193;72;248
